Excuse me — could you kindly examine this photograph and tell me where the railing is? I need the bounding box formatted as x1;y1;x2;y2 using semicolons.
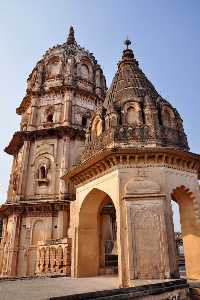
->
36;238;71;276
81;125;188;161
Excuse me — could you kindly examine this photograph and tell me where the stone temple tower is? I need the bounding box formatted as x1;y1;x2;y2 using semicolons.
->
64;40;200;287
0;27;106;277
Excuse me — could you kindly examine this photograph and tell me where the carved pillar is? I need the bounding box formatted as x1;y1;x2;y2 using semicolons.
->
7;159;16;202
59;136;70;198
28;98;37;131
63;90;73;126
0;217;8;274
2;213;21;276
17;141;31;199
95;69;102;98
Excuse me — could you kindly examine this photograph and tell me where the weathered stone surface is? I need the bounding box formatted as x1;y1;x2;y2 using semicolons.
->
0;26;106;278
1;26;200;295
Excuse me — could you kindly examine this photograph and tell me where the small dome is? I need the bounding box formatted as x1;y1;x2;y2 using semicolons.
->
124;176;161;195
82;41;189;161
17;26;107;115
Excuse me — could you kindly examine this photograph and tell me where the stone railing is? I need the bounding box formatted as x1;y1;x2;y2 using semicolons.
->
35;238;71;276
81;125;188;162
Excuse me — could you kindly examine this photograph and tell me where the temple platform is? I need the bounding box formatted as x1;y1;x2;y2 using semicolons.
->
0;276;191;300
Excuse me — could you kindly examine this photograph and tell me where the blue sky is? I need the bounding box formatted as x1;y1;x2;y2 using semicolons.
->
0;1;200;230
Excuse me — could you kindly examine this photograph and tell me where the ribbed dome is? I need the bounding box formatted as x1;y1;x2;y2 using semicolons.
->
17;26;107;115
104;47;159;108
82;41;189;161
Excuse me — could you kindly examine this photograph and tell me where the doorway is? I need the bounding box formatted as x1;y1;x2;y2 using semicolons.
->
75;188;118;277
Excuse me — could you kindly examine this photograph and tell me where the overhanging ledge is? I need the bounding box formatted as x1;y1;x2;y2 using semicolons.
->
62;147;200;186
4;126;85;155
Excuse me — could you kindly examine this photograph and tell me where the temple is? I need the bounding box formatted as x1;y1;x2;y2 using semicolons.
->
0;27;200;292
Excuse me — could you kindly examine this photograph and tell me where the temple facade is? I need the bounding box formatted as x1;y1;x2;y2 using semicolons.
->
1;27;200;288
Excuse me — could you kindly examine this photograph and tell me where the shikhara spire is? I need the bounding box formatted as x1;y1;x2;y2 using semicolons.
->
66;26;76;45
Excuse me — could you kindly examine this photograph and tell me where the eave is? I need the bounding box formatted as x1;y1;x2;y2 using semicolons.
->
4;126;85;155
62;147;200;185
0;200;70;217
16;86;104;115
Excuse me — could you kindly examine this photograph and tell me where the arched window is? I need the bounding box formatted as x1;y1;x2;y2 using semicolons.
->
39;165;47;179
127;107;138;124
47;113;53;123
80;64;89;80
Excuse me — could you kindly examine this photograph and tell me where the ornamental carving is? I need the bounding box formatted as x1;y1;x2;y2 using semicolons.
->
81;45;189;162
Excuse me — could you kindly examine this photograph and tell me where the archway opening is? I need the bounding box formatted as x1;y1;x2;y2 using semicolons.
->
171;186;200;280
171;199;185;277
76;188;118;277
99;199;118;275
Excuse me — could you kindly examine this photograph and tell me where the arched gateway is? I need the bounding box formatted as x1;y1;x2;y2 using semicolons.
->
64;39;200;287
71;188;118;277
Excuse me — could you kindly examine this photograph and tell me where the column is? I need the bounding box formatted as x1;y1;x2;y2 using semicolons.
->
63;90;73;126
57;208;68;239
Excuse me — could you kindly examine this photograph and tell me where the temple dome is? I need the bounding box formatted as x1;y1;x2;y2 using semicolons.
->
17;26;107;115
82;40;189;161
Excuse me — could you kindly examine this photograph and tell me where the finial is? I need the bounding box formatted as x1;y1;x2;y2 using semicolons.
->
67;26;76;45
124;37;131;49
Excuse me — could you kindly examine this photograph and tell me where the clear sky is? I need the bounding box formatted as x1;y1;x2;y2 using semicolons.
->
0;0;200;231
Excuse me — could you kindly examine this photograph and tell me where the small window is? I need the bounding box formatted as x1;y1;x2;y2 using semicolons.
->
82;116;88;128
40;166;47;179
47;113;53;123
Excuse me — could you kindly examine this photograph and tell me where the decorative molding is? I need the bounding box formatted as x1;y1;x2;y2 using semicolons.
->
4;126;85;155
63;148;200;186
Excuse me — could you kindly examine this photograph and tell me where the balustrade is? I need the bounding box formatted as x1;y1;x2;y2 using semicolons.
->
36;238;71;276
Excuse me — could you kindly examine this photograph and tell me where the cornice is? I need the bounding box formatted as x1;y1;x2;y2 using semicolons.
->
63;147;200;186
4;126;85;155
16;85;104;115
0;200;70;216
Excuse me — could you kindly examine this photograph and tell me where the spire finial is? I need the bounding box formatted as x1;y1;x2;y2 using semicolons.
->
67;26;76;45
124;36;131;49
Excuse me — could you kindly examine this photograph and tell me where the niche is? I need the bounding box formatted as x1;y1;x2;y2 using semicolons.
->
162;108;174;128
127;106;139;124
37;163;49;185
80;64;89;80
47;113;54;123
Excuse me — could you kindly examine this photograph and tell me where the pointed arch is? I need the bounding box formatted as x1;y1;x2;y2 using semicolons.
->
171;185;200;280
75;188;117;277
